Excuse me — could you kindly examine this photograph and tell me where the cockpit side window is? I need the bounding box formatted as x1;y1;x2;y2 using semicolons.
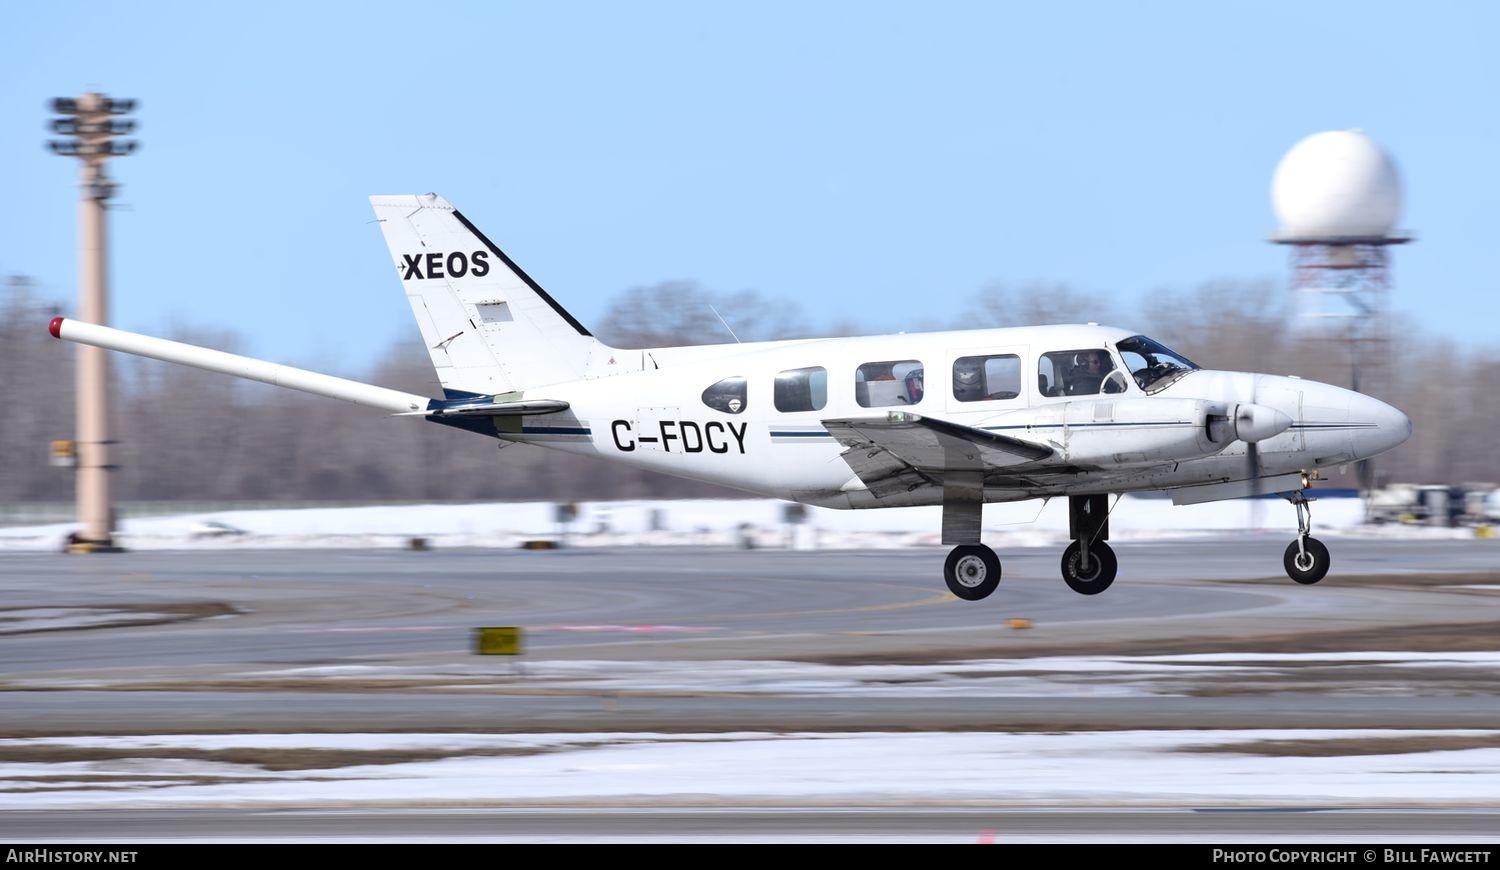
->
1039;348;1124;397
702;376;747;414
1115;335;1199;393
953;354;1021;402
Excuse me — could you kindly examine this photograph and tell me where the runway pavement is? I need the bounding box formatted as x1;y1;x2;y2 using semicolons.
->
2;537;1497;841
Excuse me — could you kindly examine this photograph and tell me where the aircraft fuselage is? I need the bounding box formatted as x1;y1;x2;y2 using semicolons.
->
473;323;1409;508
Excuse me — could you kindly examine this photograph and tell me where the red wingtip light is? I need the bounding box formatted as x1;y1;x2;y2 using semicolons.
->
49;317;64;339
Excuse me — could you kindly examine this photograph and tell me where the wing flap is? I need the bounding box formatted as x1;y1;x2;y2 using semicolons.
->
823;412;1054;495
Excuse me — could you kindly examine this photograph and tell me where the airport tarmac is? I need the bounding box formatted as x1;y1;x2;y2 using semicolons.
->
4;536;1497;676
2;536;1498;842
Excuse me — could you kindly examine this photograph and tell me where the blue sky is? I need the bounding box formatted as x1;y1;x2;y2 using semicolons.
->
3;1;1496;373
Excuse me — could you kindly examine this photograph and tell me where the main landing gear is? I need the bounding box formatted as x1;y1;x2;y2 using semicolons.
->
1061;494;1116;595
1283;489;1330;585
940;472;1002;600
940;491;1121;600
944;544;1001;601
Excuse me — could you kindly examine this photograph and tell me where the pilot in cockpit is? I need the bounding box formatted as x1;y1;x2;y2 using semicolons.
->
1068;350;1111;395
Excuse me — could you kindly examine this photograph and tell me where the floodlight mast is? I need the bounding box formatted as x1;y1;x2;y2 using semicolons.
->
47;93;138;552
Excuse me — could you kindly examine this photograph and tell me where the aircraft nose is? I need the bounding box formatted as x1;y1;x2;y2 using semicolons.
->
1350;392;1412;458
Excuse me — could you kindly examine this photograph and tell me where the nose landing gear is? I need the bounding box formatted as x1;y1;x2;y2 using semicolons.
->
1283;490;1330;584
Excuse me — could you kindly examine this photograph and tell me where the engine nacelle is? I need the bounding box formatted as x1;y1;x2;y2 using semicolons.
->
981;398;1229;465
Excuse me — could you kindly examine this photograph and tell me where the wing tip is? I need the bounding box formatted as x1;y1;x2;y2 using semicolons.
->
48;317;63;339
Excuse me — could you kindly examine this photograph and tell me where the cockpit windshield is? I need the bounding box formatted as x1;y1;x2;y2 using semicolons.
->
1115;335;1200;393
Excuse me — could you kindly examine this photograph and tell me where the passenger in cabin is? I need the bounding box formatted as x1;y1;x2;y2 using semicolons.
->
903;367;924;403
953;359;986;401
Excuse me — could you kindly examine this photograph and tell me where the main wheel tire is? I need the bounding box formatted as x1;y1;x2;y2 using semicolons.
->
1060;540;1117;595
1283;537;1330;585
944;544;1001;601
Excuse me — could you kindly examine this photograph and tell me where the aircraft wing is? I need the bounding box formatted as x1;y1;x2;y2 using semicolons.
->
823;412;1053;497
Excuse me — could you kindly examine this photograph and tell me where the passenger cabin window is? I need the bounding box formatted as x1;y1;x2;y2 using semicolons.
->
952;354;1020;402
701;376;747;414
774;366;828;412
855;360;923;407
1039;349;1127;397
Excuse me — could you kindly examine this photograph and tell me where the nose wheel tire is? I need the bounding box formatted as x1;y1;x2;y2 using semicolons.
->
1061;540;1117;595
1283;537;1330;585
944;544;1001;601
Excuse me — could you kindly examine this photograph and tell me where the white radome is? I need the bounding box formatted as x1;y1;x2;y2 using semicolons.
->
1272;129;1403;239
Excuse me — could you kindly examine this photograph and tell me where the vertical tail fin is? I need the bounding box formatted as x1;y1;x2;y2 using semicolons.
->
370;194;606;395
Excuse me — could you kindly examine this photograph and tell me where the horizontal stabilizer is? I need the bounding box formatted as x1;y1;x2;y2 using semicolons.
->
49;318;432;414
397;397;570;417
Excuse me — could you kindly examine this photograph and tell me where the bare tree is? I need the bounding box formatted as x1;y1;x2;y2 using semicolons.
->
1138;278;1289;374
0;276;74;500
597;282;807;347
963;281;1117;329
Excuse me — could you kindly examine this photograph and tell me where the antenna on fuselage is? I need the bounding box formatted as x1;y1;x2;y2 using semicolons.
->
709;305;742;343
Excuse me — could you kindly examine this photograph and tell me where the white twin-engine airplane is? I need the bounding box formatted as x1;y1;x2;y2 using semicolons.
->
50;193;1412;600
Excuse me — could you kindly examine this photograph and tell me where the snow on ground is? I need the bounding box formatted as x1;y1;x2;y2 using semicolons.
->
224;651;1500;699
4;653;1500;809
0;494;1469;552
3;729;1499;809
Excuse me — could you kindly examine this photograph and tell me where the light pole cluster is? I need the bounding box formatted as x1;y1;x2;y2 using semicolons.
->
48;93;138;551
